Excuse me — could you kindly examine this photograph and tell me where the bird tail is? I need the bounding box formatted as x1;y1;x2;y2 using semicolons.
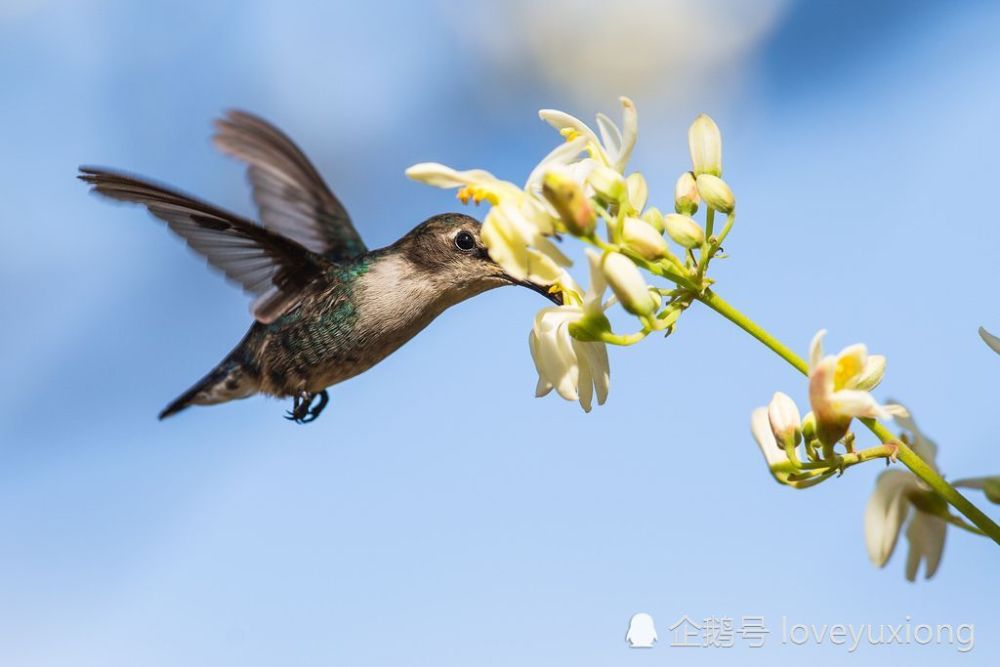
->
159;356;258;420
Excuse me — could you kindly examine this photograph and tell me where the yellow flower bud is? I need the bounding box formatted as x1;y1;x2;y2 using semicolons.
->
626;172;648;212
663;213;705;249
674;172;700;216
621;216;668;260
641;206;665;233
541;168;596;236
587;164;627;203
688;113;722;177
601;252;657;316
695;174;735;214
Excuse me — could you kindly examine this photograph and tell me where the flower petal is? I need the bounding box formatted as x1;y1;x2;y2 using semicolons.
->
614;97;638;172
979;326;1000;355
538;109;602;151
404;163;498;189
574;340;594;413
595;112;622;159
809;329;827;370
751;407;788;467
830;389;889;419
904;511;947;581
865;470;917;567
525;136;589;192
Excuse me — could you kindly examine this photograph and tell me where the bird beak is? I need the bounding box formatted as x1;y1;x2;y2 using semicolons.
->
509;277;564;305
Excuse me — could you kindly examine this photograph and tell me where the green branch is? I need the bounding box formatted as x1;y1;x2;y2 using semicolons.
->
695;288;1000;546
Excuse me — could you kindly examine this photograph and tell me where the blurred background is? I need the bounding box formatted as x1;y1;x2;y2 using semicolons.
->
2;0;999;664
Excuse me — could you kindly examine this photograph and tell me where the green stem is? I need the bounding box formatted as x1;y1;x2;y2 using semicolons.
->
770;444;894;474
695;288;1000;546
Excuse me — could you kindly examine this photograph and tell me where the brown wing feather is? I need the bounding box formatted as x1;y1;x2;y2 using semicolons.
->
79;166;331;323
213;110;367;263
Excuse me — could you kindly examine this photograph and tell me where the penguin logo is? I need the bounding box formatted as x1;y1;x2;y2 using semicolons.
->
626;612;657;648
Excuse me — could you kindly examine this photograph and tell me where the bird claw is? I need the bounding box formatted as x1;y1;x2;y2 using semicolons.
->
284;390;329;424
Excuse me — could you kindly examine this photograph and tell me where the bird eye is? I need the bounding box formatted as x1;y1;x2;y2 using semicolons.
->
454;230;476;251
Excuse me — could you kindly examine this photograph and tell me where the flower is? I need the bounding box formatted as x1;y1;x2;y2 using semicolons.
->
807;330;905;446
864;408;947;581
529;249;611;412
539;96;637;173
406;135;587;286
688;113;722;177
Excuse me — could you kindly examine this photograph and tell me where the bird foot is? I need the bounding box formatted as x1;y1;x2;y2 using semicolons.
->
284;390;329;424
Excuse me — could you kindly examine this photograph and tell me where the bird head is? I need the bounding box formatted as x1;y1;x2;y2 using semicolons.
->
396;213;563;305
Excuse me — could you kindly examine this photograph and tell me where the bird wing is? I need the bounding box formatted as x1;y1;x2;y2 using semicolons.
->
79;167;332;324
212;110;367;263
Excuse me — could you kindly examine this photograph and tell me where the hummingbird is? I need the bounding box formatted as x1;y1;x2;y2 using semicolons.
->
80;110;560;423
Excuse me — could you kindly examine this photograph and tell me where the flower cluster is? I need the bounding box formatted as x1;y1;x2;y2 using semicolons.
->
751;331;1000;580
409;96;1000;578
751;330;906;486
408;99;738;410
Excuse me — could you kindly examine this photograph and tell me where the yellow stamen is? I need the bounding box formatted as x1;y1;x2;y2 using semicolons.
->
456;185;499;206
560;127;582;142
834;353;863;390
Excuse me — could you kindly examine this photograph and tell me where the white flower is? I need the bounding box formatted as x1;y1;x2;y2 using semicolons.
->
807;330;905;445
529;249;610;412
864;408;947;581
406;135;587;285
538;96;637;173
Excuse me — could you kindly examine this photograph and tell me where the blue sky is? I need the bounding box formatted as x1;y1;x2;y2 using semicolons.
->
1;1;999;665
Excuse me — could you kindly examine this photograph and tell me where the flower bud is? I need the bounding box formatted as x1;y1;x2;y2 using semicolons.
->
801;411;817;444
587;164;627;202
688;114;722;177
622;216;668;260
541;168;596;236
768;392;802;450
663;213;705;249
641;206;665;233
626;172;648;212
674;172;700;216
695;174;735;214
601;252;658;316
